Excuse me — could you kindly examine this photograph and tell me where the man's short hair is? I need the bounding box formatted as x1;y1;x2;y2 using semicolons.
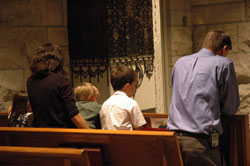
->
202;31;232;51
111;66;137;91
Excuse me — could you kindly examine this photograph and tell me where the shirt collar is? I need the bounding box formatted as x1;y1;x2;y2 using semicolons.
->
114;91;127;96
199;48;215;56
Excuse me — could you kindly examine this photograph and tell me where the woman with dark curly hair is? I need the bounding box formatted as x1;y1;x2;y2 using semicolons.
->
26;43;89;128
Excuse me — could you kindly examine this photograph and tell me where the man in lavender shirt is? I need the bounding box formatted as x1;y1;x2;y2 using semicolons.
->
167;31;240;166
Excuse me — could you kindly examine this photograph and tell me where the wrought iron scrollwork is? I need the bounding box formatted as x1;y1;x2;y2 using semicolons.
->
110;55;154;88
71;65;109;83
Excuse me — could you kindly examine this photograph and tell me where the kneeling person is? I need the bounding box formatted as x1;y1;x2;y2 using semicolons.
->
100;66;146;130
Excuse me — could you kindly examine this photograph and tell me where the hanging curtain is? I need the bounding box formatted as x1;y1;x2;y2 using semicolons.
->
68;0;154;84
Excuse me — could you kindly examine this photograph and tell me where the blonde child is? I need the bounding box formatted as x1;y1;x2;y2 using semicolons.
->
74;82;102;129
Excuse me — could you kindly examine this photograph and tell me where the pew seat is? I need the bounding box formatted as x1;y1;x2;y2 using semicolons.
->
0;112;8;127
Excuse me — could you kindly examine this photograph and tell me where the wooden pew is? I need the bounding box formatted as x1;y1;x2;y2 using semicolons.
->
143;112;250;166
0;112;168;128
0;127;183;166
221;114;250;166
0;146;90;166
0;112;8;127
0;112;169;128
143;113;168;128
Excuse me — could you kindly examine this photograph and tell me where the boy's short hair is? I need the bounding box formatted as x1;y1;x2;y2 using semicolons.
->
74;82;98;101
111;66;137;91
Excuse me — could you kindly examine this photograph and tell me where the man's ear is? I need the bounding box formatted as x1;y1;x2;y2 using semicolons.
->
223;45;227;51
221;45;228;57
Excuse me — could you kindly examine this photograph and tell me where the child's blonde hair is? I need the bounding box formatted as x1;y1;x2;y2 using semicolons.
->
74;82;99;102
92;85;99;97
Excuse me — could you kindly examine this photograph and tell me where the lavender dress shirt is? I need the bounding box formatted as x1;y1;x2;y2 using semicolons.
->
167;48;240;135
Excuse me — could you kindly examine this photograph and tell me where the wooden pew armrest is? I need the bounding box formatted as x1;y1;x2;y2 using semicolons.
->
0;146;90;166
0;146;86;157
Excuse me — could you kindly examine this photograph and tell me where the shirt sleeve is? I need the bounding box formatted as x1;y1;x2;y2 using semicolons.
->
220;62;240;115
130;103;147;128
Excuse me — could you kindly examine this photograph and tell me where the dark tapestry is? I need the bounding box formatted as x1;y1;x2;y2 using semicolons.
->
68;0;154;83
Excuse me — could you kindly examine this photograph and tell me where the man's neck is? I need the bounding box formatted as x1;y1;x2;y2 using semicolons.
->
205;47;221;56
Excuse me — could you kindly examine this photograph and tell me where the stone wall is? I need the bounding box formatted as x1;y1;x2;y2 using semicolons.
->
0;0;68;111
163;0;193;108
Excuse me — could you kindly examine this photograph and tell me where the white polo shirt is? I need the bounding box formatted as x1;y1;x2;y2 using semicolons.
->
100;91;146;130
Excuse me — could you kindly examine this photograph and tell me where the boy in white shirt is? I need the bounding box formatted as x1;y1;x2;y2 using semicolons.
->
100;66;146;130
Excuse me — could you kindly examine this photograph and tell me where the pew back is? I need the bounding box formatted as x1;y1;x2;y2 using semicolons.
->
143;113;168;128
0;112;8;127
0;127;183;166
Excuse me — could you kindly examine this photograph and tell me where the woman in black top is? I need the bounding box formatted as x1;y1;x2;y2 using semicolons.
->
26;43;89;128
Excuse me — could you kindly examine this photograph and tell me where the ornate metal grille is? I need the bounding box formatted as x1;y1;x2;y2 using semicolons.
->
68;0;154;85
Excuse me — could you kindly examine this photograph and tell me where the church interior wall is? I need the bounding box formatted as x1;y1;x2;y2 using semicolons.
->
0;0;249;129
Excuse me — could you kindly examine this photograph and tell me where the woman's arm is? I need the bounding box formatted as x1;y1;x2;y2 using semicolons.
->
8;106;12;114
71;113;90;129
